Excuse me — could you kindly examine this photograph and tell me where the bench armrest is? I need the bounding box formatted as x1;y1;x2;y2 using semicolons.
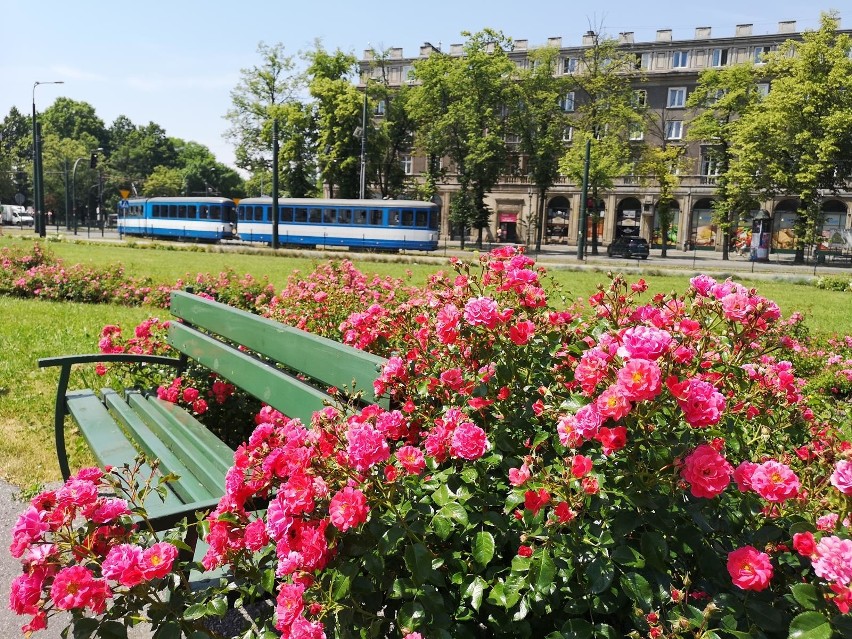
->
39;354;182;479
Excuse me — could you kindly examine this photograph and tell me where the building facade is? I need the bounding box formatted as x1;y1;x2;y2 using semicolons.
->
359;21;852;254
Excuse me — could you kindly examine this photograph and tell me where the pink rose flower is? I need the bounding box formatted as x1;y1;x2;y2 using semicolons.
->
681;444;733;499
463;296;502;329
346;422;390;472
616;358;662;402
449;422;489;460
102;544;145;587
396;446;426;475
750;460;800;503
793;532;817;557
140;542;178;580
329;487;369;532
275;581;305;629
50;565;111;613
617;326;673;360
509;463;531;486
595;385;632;421
812;536;852;586
727;546;773;591
830;460;852;495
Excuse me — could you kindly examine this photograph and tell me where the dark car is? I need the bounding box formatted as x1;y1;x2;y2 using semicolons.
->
607;236;650;259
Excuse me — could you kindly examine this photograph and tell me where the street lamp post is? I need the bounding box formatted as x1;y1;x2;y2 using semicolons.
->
32;80;65;238
358;78;373;200
70;149;101;235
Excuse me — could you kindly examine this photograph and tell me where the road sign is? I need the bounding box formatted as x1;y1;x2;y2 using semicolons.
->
119;189;130;199
118;199;129;210
14;193;24;205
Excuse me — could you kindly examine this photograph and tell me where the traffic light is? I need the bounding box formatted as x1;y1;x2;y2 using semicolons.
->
90;151;99;169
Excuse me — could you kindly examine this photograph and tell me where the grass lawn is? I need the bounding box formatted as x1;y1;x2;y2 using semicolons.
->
0;235;849;488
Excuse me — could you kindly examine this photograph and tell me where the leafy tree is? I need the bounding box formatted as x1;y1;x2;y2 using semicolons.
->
559;29;641;255
687;63;763;260
638;142;687;257
305;43;362;199
360;50;418;199
730;11;852;263
142;166;186;196
510;45;572;251
108;122;177;190
225;41;311;197
408;29;514;249
40;99;107;149
0;107;31;204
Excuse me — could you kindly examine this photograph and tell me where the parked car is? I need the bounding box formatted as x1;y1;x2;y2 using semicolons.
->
606;236;650;259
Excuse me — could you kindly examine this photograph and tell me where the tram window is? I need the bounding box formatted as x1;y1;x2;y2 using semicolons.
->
308;208;322;223
294;207;308;223
338;208;352;224
280;207;293;222
370;209;383;225
415;210;427;227
388;210;400;226
178;205;187;219
401;210;414;226
430;210;439;229
152;205;160;218
200;205;210;220
254;206;264;222
323;208;336;224
353;208;367;225
210;205;222;220
169;205;177;218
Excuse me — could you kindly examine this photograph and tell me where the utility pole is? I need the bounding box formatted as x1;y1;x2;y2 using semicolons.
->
577;139;591;260
271;118;279;249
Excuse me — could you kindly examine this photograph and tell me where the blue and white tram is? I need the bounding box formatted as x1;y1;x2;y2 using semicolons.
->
236;198;440;252
118;197;237;242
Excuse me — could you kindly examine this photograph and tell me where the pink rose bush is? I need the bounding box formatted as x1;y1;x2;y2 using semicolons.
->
8;465;194;636
10;247;852;638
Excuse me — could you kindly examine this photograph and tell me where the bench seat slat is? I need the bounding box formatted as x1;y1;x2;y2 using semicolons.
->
66;390;184;511
124;391;230;495
169;290;388;406
102;390;218;504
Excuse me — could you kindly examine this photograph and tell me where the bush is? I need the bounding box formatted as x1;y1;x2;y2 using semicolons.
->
11;248;852;638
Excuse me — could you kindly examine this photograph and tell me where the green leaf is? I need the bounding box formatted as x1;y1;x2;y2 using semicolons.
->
432;483;452;507
405;543;434;586
746;599;787;633
97;621;129;639
534;548;557;593
397;601;426;631
473;531;496;566
561;618;594;639
207;596;228;617
460;466;479;484
463;576;487;611
594;624;620;639
432;514;453;540
619;572;653;610
611;544;645;568
151;622;182;639
790;583;820;610
640;532;668;572
182;603;208;621
71;617;99;638
439;502;469;526
788;612;832;639
260;567;276;594
585;556;615;594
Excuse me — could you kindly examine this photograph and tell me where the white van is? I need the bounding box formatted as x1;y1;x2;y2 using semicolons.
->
1;205;35;226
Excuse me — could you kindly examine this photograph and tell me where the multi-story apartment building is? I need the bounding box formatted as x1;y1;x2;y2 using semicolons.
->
359;21;852;255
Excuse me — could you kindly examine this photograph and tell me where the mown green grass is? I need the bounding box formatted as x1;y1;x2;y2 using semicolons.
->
1;234;850;488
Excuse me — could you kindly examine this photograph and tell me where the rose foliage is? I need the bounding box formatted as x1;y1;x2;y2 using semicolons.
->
10;247;852;639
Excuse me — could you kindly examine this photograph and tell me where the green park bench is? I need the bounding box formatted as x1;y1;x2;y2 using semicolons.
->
39;289;388;535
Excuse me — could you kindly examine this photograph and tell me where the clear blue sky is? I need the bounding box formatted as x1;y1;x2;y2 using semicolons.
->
1;1;842;171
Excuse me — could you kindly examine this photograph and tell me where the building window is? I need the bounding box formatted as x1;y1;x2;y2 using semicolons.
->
632;89;647;107
634;52;652;70
401;155;413;175
753;46;773;64
562;57;578;74
628;123;644;140
562;126;574;142
592;124;608;140
401;65;415;83
700;152;720;184
505;133;521;146
672;50;689;69
560;91;575;112
711;48;729;67
667;87;686;108
712;89;726;104
665;120;683;140
375;99;386;116
756;83;770;97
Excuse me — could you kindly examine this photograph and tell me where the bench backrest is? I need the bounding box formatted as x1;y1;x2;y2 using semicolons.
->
167;290;389;426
